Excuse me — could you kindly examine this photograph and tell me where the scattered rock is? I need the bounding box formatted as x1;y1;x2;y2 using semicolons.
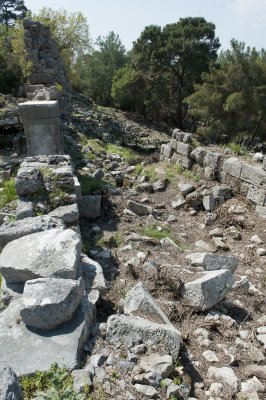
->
134;384;157;398
140;353;174;378
178;183;195;197
127;200;152;216
181;270;235;311
0;361;23;400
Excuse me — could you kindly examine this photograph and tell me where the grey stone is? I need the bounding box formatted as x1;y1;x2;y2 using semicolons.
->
223;157;242;178
204;166;216;180
90;354;106;367
48;203;79;225
16;199;34;220
203;254;239;272
190;147;206;164
123;283;171;324
203;195;216;212
143;372;162;387
212;185;232;200
81;255;106;296
162;144;174;159
20;277;85;330
176;154;192;169
181;270;235;311
204;151;221;169
178;183;195;197
183;133;193;144
176;142;192;157
15;166;44;196
255;205;266;219
153;179;168;192
106;315;181;361
140;353;174;378
0;297;95;376
0;361;22;400
202;350;219;362
0;216;65;251
72;367;93;393
186;191;203;208
264;155;266;171
134;384;157;398
247;186;266;206
171;198;186;210
207;367;238;394
167;383;180;399
0;229;81;283
127;200;152;216
78;195;101;220
241;164;266;189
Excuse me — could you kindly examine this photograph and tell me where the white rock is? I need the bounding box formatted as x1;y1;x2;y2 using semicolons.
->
257;248;266;256
207;367;238;393
140;353;174;378
134;384;157;398
250;235;263;245
202;350;219;362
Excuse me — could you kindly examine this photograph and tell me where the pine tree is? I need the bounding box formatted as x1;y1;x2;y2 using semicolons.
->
0;0;27;28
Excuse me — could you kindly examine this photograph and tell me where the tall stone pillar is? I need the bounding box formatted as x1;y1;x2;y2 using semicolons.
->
19;100;64;156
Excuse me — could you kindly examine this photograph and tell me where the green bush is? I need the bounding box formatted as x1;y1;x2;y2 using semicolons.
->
80;177;104;195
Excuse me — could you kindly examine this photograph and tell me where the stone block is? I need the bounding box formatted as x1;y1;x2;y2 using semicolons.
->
223;157;242;178
19;100;60;120
263;156;266;171
0;361;23;400
23;118;63;156
0;297;95;376
74;176;81;199
20;277;85;330
176;142;192;157
0;229;81;283
106;314;181;361
183;133;192;144
78;195;101;220
190;147;206;164
169;139;177;150
127;200;152;216
256;205;266;219
181;270;235;311
48;203;79;226
203;195;216;212
162;144;174;159
247;186;266;206
176;154;192;169
241;164;266;190
16;199;34;220
204;151;222;169
204;166;216;180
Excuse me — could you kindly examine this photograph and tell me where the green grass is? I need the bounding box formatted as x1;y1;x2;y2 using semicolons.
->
220;142;249;156
133;163;144;176
164;164;182;181
141;164;159;182
106;143;140;163
182;170;201;182
20;364;91;400
79;177;105;195
141;224;189;251
0;179;17;208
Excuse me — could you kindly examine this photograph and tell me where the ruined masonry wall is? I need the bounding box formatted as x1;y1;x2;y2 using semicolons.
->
160;129;266;219
23;19;71;115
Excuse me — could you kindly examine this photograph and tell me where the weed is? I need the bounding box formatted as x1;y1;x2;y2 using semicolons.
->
173;377;181;385
164;164;182;181
142;164;159;182
21;364;88;400
0;179;17;208
109;369;120;381
220;142;249;156
93;384;107;400
160;380;167;388
182;170;200;182
55;82;63;93
133;163;143;176
106;143;140;163
79;177;104;195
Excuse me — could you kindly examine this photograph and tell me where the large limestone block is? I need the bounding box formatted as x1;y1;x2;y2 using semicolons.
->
106;314;181;361
204;151;222;169
19;100;60;120
256;204;266;219
81;255;106;295
223;157;242;178
140;353;174;378
176;142;192;157
0;216;65;251
123;283;171;325
0;361;22;400
0;298;95;376
78;195;101;220
181;270;235;311
247;186;266;206
20;277;85;330
241;163;266;190
127;200;152;216
15;166;44;196
48;203;79;225
0;229;81;283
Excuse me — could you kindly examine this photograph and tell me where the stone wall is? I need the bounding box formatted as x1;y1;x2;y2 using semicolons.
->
160;128;266;219
23;19;71;115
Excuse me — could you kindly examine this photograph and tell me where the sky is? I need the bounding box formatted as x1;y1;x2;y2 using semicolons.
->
24;0;266;51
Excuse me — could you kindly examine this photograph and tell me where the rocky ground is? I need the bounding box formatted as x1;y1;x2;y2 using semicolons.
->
0;96;266;399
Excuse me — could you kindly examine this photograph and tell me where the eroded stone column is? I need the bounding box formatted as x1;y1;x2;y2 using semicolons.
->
19;100;64;156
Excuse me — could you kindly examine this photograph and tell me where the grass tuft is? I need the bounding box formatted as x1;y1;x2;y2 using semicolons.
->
0;179;17;208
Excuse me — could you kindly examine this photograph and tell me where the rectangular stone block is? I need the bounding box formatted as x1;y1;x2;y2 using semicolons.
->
223;157;242;178
170;139;177;150
23;118;64;156
176;155;192;169
19;100;60;120
176;142;192;157
241;164;266;190
247;186;266;206
224;174;242;192
204;151;222;169
163;144;174;159
256;205;266;219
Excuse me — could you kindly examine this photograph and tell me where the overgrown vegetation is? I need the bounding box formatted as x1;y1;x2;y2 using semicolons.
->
0;178;17;208
20;363;91;400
